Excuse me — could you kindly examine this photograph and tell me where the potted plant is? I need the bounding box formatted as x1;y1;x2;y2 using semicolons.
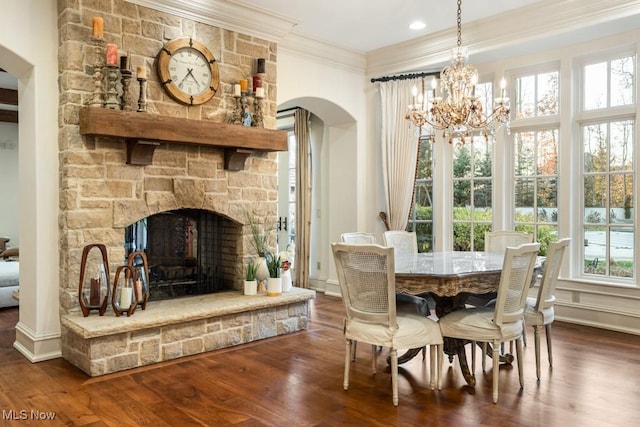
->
245;210;271;282
265;251;282;296
244;260;258;295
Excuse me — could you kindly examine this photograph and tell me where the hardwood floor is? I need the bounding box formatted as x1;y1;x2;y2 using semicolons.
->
0;293;639;426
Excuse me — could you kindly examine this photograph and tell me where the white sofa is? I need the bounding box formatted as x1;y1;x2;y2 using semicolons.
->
0;261;19;308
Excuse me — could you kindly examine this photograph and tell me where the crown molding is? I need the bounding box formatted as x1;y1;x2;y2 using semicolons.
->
278;32;366;74
366;0;640;77
125;0;299;43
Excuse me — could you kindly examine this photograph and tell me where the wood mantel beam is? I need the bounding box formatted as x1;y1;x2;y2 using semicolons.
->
79;107;287;169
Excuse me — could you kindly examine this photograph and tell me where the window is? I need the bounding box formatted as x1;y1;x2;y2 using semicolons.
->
407;138;434;252
584;57;634;109
580;54;635;280
513;129;559;255
582;120;634;278
451;81;494;251
516;71;559;118
452;138;493;251
511;69;560;256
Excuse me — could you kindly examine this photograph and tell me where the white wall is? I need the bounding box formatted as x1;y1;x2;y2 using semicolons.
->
0;0;61;361
0;122;19;247
277;46;383;294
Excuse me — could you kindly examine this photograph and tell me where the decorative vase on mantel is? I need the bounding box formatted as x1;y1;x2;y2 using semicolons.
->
255;257;270;283
281;269;292;292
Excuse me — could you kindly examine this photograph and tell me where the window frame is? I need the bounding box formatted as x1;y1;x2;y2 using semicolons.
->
574;49;637;285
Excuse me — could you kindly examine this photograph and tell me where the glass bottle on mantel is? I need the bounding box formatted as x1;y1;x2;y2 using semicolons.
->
78;243;111;317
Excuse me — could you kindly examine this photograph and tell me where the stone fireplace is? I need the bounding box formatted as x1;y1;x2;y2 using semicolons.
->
57;1;315;376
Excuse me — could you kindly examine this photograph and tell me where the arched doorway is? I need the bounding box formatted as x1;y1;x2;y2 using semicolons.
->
276;97;358;295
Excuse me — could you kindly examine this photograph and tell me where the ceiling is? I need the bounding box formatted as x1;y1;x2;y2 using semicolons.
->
234;0;544;53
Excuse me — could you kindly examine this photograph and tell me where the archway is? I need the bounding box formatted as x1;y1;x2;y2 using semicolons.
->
277;97;358;295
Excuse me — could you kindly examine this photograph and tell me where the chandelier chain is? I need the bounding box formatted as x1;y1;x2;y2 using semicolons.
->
457;0;462;47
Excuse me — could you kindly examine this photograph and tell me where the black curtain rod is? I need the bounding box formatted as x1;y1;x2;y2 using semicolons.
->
370;71;440;83
277;106;299;114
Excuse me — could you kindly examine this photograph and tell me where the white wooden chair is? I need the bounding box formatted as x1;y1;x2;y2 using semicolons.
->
484;231;534;254
524;238;570;380
439;243;540;403
340;232;376;244
382;230;418;257
331;242;443;406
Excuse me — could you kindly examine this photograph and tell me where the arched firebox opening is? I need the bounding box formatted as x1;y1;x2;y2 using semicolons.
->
125;209;240;301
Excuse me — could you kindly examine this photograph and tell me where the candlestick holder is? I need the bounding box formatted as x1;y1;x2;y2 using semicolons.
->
78;243;110;317
112;265;137;317
253;97;264;128
230;94;243;125
241;93;253;126
89;37;105;107
127;251;150;310
137;77;148;112
120;69;135;111
104;64;120;109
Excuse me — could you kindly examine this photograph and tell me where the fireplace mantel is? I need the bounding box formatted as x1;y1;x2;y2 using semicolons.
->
78;107;288;170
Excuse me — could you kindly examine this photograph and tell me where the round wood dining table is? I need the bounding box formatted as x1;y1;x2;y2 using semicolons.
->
394;251;544;386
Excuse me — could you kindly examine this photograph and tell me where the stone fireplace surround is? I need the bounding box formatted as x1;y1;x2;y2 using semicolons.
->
57;1;315;376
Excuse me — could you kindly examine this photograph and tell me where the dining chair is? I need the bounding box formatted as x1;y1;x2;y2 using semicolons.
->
331;242;443;406
466;230;535;309
524;238;570;380
340;233;430;360
382;230;435;315
340;232;377;244
383;230;418;257
439;242;540;403
484;231;534;254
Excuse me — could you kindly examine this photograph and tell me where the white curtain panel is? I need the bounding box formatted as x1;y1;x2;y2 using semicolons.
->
380;79;420;231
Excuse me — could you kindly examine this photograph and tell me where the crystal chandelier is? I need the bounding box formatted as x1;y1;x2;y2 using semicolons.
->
406;0;510;144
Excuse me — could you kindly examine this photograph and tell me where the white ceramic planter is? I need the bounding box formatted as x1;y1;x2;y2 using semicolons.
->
243;280;257;295
267;277;282;296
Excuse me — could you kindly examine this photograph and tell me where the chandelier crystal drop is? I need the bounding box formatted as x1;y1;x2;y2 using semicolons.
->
406;0;510;144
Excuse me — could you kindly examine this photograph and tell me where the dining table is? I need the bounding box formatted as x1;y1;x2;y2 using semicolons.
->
394;251;544;386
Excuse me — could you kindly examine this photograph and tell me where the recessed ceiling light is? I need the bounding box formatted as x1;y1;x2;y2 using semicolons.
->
409;21;426;30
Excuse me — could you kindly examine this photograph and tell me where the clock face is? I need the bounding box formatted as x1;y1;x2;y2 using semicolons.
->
156;38;220;105
169;47;212;97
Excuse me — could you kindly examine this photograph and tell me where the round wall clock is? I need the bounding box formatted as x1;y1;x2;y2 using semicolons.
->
156;37;220;106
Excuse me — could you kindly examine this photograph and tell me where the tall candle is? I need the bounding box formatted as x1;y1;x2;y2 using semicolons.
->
89;277;100;306
119;55;129;71
239;79;248;92
135;279;143;301
136;65;147;80
252;74;263;90
106;43;118;66
233;83;241;97
92;17;104;38
120;287;132;308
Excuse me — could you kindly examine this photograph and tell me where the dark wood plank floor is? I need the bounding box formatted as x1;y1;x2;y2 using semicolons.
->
1;293;639;426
